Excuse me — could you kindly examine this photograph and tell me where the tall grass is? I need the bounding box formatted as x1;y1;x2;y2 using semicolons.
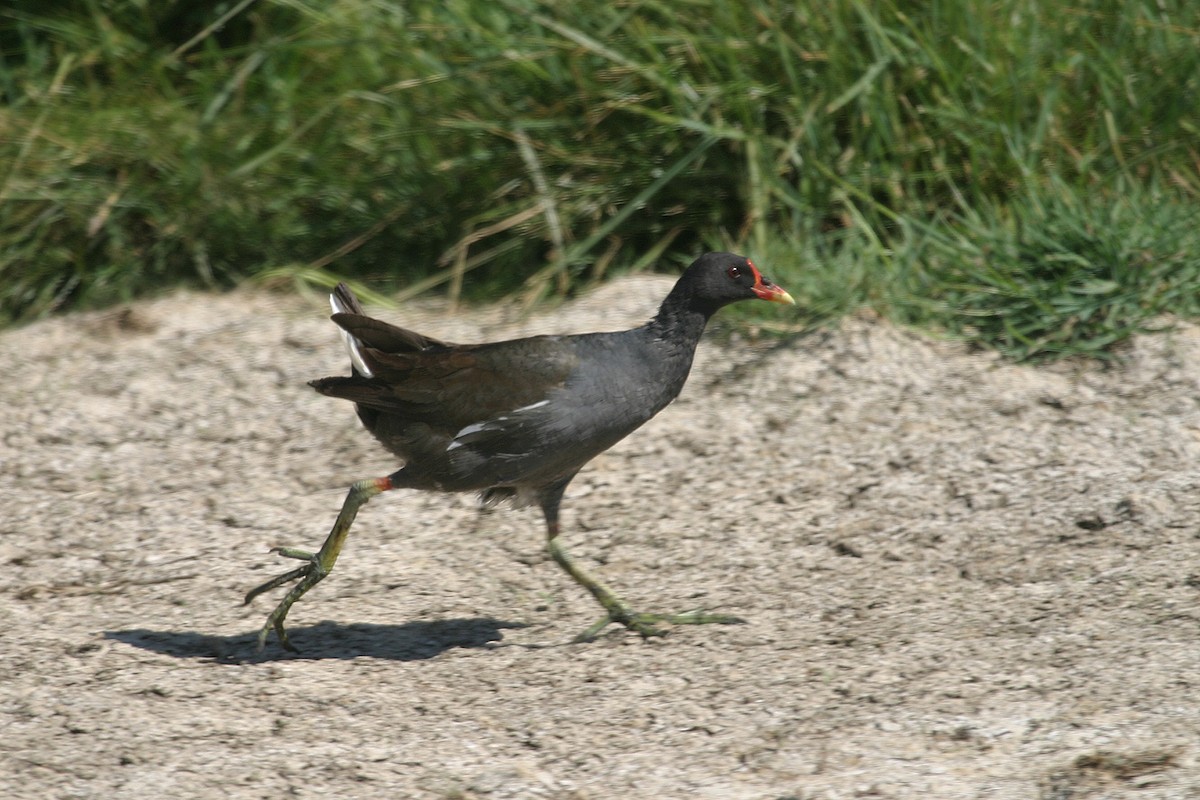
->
1;0;1198;358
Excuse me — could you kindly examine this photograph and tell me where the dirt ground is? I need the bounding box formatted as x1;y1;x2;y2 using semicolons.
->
3;273;1200;799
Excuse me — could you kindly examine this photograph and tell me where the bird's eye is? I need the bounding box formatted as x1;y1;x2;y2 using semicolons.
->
727;266;742;279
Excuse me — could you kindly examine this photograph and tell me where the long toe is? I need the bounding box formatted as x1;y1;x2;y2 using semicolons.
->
244;549;328;652
571;612;667;643
573;608;744;643
659;608;746;627
243;562;312;606
258;606;299;653
622;609;744;637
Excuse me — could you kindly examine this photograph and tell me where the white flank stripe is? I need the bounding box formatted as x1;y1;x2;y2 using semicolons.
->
445;400;548;452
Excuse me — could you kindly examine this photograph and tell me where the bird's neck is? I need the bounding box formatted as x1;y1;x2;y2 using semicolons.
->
645;298;713;348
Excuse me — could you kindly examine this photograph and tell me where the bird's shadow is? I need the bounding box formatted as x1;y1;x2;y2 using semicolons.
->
105;617;530;663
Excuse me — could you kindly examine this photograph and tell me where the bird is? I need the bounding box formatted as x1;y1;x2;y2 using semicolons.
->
245;252;794;651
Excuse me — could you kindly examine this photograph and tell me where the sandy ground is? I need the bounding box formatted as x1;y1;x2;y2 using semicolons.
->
3;274;1200;799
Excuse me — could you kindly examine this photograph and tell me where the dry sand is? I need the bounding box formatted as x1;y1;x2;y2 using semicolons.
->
3;275;1199;799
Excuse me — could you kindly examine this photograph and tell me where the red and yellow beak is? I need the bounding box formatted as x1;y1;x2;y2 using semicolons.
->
747;260;795;305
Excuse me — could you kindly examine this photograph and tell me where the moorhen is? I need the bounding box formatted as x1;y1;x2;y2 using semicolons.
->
246;252;793;650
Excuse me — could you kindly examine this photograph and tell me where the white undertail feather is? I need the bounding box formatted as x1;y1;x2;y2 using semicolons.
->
329;292;374;378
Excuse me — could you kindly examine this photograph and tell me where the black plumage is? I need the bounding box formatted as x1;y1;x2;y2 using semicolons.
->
246;252;793;650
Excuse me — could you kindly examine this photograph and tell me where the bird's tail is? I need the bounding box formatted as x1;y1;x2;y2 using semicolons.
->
328;283;373;378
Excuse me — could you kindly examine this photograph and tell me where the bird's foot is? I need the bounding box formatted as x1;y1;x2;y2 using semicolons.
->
573;606;745;643
243;547;329;653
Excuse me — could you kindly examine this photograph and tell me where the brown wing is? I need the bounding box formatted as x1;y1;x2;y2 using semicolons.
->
329;312;450;354
328;282;450;354
312;329;578;433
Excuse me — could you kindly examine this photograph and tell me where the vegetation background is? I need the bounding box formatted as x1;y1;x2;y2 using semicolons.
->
2;0;1198;359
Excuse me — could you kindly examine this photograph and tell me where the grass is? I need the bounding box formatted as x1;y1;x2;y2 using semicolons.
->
1;0;1198;360
917;185;1200;360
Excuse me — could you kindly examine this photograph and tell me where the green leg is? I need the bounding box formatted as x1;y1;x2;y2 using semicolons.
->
244;476;392;652
540;492;743;643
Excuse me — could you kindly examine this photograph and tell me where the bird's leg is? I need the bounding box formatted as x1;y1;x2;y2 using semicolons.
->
540;489;743;643
244;475;393;652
